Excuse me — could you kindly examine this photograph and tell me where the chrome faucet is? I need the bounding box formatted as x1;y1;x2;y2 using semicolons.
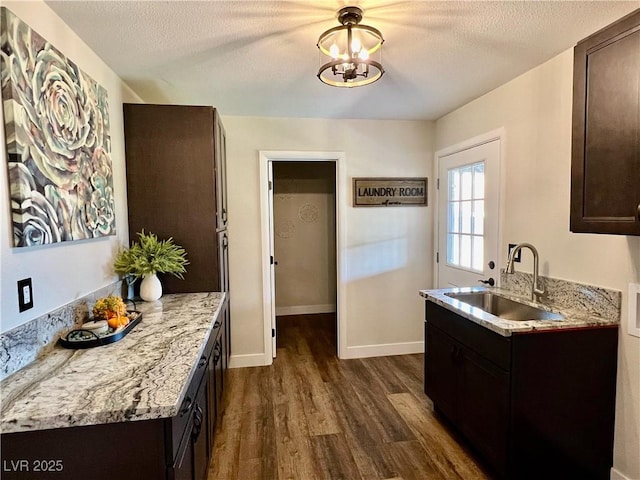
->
506;243;544;301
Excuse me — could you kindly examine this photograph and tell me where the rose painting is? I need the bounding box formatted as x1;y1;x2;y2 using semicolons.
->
0;8;115;247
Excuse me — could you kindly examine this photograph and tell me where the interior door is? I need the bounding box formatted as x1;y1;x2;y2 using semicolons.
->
437;140;500;288
267;161;277;357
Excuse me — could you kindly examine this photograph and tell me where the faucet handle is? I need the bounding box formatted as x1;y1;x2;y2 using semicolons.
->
478;278;495;287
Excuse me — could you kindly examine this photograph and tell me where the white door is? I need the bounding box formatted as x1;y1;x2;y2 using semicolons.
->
437;139;500;288
267;162;277;357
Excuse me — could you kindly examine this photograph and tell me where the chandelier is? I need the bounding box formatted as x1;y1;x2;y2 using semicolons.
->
317;6;384;87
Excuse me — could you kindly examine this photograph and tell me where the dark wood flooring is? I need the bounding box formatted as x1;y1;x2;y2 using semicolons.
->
209;314;492;480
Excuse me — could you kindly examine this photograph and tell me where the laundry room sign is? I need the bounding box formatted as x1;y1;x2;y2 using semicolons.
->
353;178;428;207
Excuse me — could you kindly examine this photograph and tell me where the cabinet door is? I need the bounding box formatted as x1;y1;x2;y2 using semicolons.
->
170;415;195;480
192;376;210;480
424;324;459;422
458;347;509;476
213;337;224;418
123;104;221;291
218;231;229;294
207;332;224;440
214;110;228;230
571;10;640;235
207;349;216;453
222;303;230;372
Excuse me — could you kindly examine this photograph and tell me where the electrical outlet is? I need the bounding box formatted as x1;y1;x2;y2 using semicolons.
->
17;278;33;312
508;244;521;262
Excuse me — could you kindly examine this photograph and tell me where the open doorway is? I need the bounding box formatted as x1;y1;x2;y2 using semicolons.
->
272;162;337;357
260;150;346;364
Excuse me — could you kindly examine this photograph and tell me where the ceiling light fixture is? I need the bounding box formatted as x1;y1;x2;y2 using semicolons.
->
317;6;384;88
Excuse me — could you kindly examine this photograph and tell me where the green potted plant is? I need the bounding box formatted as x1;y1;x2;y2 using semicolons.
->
114;230;189;301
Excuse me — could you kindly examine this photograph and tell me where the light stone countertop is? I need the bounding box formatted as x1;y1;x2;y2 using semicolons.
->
0;292;225;434
420;287;619;337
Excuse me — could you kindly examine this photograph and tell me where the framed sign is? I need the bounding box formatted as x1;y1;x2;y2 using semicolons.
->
353;177;428;207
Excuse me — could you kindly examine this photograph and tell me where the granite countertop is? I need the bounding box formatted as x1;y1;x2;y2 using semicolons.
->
420;287;619;337
0;292;225;434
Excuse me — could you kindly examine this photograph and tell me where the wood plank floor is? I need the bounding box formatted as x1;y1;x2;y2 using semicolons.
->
209;314;493;480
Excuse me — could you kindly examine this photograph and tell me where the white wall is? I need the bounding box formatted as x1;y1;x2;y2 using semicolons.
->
224;116;434;361
0;1;141;333
273;162;336;315
436;48;640;480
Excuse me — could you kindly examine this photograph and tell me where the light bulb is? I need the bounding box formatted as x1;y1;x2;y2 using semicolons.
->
351;38;361;53
329;43;339;59
359;49;369;60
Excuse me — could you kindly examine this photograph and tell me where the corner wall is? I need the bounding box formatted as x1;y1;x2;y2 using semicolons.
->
0;1;141;333
435;48;640;480
224;116;434;362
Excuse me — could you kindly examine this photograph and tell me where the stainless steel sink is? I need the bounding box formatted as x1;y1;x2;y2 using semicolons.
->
444;292;564;321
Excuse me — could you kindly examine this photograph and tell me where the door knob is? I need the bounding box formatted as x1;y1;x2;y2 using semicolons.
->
478;278;495;287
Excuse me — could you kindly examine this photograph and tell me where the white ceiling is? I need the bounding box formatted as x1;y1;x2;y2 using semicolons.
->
45;0;639;121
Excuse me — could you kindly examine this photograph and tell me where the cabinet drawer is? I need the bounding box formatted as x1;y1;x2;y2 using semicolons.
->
426;301;511;371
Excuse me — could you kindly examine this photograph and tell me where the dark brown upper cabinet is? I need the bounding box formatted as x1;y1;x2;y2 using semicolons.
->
571;9;640;236
123;104;228;293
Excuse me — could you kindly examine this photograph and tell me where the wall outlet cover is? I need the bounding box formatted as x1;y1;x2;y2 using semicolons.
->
18;278;33;312
508;244;521;262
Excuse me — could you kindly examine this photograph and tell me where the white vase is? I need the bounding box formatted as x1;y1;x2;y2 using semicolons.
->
140;273;162;301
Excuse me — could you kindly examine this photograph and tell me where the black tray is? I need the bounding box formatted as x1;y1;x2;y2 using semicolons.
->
58;311;142;349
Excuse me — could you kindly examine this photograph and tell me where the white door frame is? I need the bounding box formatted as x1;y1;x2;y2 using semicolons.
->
259;150;347;364
433;128;506;287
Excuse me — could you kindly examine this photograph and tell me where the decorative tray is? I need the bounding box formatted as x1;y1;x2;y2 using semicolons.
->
58;311;142;349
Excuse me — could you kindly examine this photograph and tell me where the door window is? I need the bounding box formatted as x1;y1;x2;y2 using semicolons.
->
446;162;485;272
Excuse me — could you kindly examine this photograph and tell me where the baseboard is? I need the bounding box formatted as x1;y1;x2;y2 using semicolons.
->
342;341;424;359
229;353;269;368
611;468;633;480
275;304;336;316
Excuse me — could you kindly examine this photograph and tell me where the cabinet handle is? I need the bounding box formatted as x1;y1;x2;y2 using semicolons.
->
192;405;203;439
179;396;193;417
198;355;207;368
213;343;222;363
636;203;640;222
450;345;463;362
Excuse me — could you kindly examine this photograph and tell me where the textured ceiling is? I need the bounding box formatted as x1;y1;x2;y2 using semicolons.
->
45;1;639;120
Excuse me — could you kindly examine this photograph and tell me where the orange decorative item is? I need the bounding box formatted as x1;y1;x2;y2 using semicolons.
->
107;315;130;329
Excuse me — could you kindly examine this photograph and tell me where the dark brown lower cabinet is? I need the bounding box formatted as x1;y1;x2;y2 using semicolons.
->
1;303;228;480
424;301;618;480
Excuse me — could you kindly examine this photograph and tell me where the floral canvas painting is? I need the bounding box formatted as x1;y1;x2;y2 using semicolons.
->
0;8;115;247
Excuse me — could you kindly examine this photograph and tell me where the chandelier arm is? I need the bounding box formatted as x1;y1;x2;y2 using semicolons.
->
317;59;384;87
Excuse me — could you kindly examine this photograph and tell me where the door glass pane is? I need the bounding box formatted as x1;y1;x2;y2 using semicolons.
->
446;161;485;272
449;202;460;233
472;236;484;271
449;169;460;201
473;163;485;199
460;167;473;200
460;235;471;268
447;233;459;264
473;200;484;235
460;201;472;234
